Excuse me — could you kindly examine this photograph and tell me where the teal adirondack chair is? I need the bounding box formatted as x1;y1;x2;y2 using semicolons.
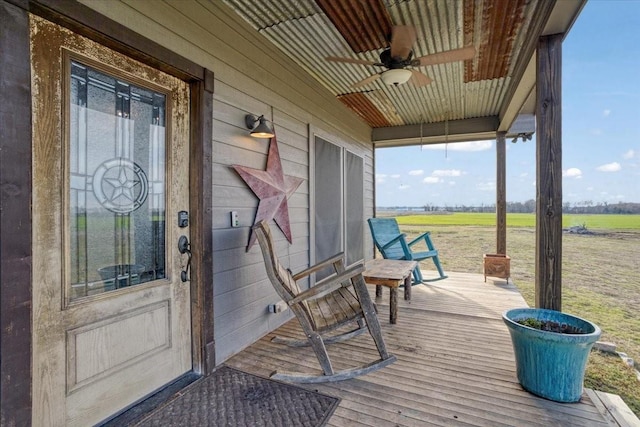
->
367;218;447;283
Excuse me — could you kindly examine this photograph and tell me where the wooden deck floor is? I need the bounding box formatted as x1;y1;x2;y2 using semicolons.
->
226;272;624;426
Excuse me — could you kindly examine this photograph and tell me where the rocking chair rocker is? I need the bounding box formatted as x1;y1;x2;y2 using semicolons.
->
253;220;396;383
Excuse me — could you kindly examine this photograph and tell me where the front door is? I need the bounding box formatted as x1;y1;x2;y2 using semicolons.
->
30;16;192;426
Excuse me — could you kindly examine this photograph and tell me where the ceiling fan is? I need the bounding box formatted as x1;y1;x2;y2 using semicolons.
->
326;25;475;89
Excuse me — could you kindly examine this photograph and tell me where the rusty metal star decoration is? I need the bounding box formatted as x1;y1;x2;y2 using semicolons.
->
232;132;303;250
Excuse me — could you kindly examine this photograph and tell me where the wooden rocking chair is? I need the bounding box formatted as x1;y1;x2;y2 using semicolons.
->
253;220;396;383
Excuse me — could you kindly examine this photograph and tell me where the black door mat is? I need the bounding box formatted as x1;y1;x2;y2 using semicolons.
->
132;366;340;427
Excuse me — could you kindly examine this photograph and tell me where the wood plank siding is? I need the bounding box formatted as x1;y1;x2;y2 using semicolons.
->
76;0;375;362
227;273;615;426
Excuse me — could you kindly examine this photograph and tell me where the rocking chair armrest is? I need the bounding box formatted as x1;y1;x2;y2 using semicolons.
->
408;231;435;250
380;233;408;250
289;264;365;305
291;252;345;281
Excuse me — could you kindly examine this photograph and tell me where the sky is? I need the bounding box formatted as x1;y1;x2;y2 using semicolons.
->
375;1;640;208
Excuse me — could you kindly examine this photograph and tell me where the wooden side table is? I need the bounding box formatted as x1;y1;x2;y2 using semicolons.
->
363;259;418;324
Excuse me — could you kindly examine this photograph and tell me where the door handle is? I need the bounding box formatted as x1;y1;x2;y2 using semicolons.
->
178;235;192;282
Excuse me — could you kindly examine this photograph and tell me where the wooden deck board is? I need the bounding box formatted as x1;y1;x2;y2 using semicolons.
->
587;389;640;427
226;271;623;426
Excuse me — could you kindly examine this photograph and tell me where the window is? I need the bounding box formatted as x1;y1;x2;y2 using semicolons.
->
314;136;364;277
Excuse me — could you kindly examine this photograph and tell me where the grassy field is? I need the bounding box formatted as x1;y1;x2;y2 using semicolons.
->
382;212;640;416
393;211;640;229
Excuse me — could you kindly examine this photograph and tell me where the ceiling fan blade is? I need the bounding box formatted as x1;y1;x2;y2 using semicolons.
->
409;70;433;87
389;25;416;59
414;46;476;67
351;74;381;89
326;56;377;66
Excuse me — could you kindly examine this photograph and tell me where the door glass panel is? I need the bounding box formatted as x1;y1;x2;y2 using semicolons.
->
69;60;166;299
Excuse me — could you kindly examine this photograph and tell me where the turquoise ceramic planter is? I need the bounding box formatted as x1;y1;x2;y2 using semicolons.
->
502;308;601;403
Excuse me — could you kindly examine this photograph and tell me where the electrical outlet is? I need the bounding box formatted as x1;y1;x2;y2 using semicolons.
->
230;211;239;228
268;301;288;313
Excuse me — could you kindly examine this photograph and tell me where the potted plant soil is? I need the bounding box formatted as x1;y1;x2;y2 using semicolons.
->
502;308;601;403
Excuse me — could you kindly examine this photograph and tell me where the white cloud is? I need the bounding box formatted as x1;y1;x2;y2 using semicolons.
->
390;174;401;179
408;169;424;176
420;140;493;152
603;109;611;117
590;129;603;136
563;168;582;178
432;169;463;177
476;181;495;191
519;172;528;178
623;149;635;159
376;174;386;184
596;162;621;172
448;181;456;186
398;184;410;191
423;177;441;184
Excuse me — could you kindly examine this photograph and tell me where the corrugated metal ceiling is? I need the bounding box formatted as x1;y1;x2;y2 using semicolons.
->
222;0;570;140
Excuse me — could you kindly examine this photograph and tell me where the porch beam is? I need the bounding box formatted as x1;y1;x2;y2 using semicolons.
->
372;116;499;147
535;34;563;310
496;132;507;255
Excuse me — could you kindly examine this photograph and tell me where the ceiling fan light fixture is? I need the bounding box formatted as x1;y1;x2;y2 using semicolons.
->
380;69;412;86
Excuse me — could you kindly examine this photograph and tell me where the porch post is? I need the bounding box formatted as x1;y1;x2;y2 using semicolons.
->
535;34;563;310
190;69;216;375
0;1;33;424
496;131;507;255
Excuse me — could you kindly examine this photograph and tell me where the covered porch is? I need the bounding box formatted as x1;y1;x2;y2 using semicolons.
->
227;272;625;426
2;0;634;424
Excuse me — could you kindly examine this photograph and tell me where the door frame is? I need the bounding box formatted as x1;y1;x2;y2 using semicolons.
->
0;1;215;425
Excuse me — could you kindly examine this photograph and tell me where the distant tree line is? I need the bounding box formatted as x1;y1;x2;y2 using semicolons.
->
381;201;640;214
560;201;640;214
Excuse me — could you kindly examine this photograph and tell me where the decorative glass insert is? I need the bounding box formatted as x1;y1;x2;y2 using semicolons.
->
69;60;166;299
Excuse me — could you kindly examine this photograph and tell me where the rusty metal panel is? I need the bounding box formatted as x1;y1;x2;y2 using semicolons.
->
338;92;391;127
222;0;546;129
315;0;392;53
368;90;404;126
260;13;380;94
464;0;528;82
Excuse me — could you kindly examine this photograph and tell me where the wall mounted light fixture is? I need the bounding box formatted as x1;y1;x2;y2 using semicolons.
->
245;114;275;139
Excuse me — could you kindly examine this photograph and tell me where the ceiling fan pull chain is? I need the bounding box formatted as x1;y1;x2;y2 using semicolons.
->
420;115;424;149
445;112;449;159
